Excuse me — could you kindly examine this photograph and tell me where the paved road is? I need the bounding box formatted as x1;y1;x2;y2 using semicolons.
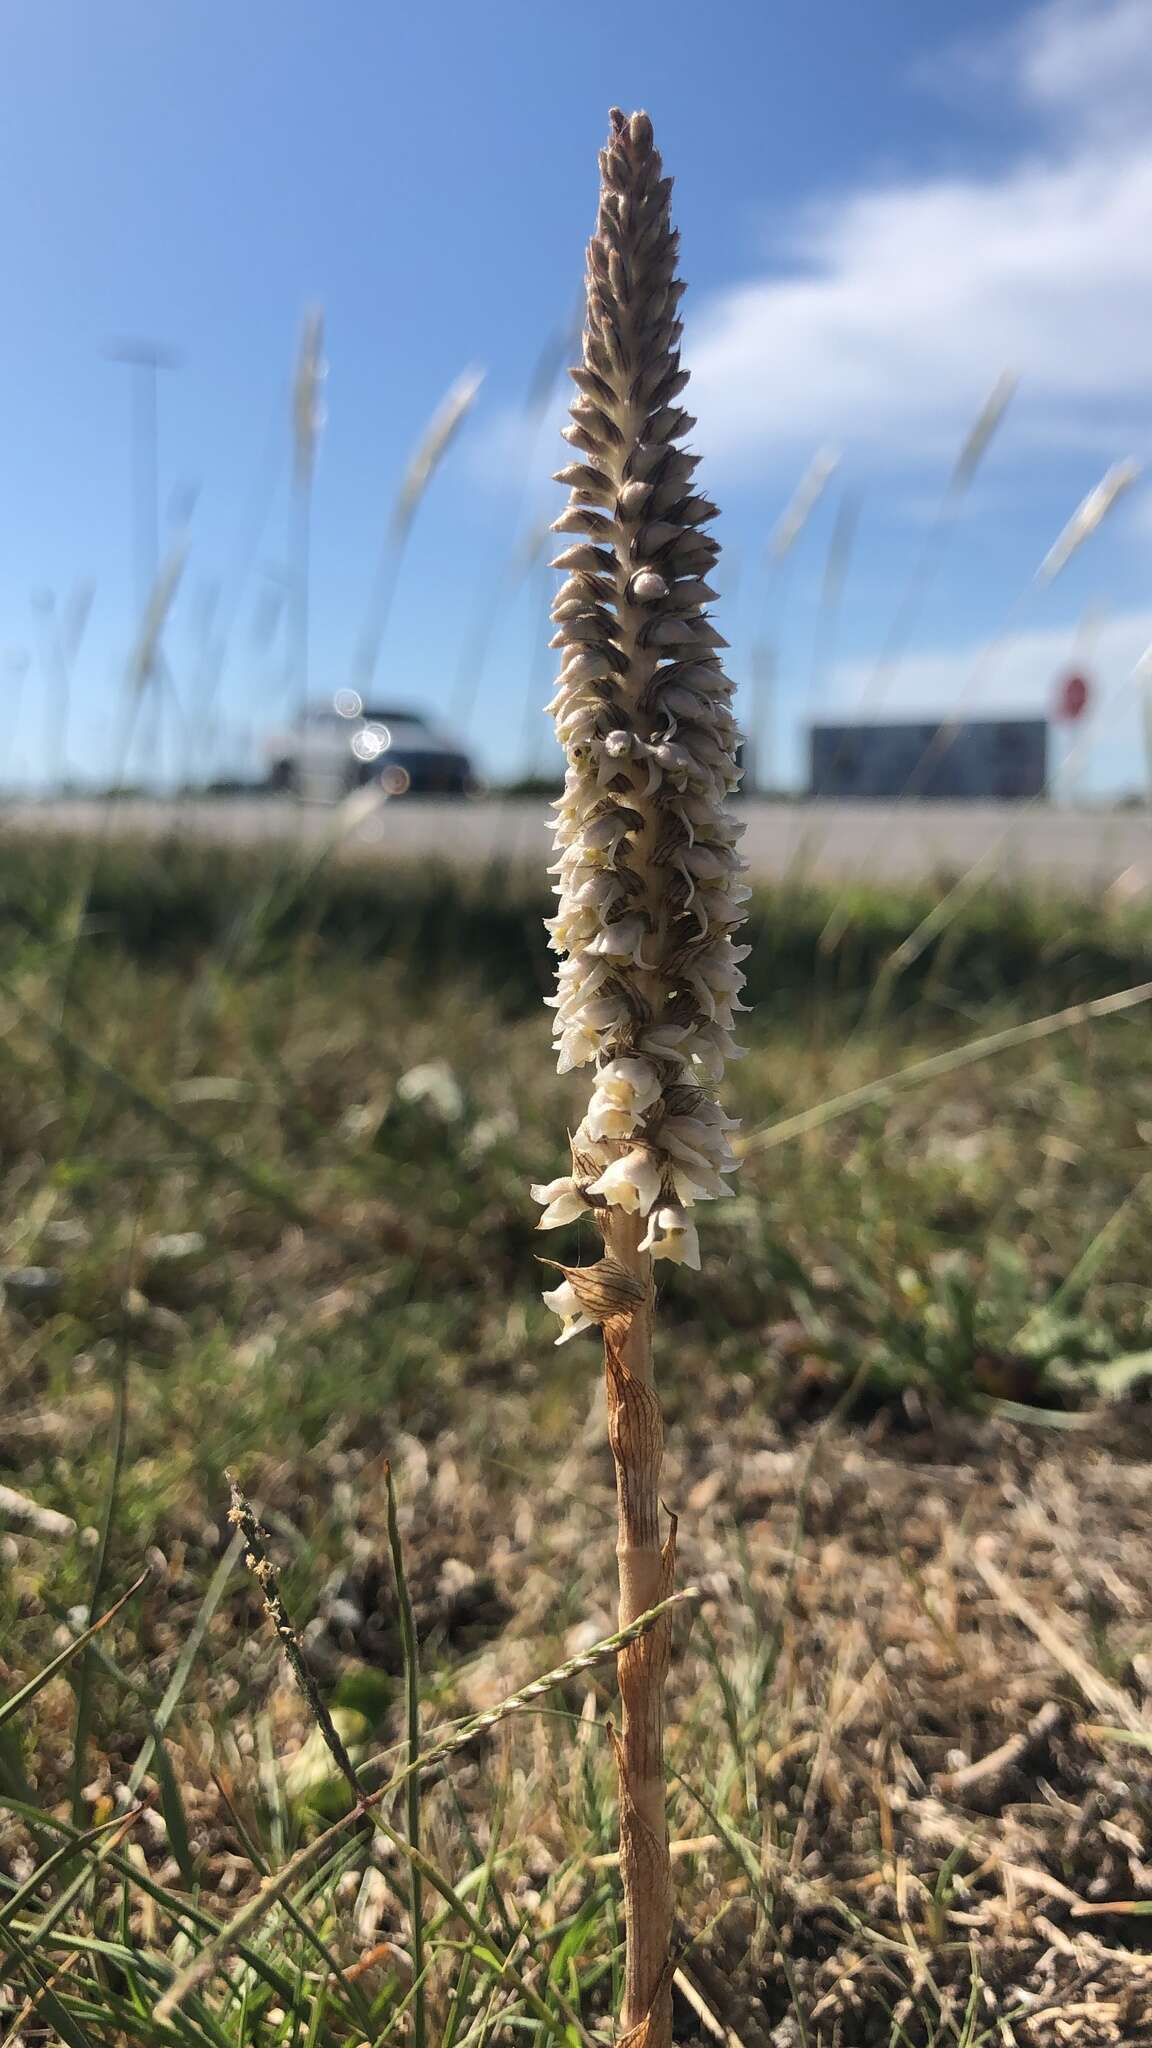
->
4;795;1151;892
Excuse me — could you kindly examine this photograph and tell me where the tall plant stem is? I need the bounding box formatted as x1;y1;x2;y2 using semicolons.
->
601;1209;674;2044
535;106;747;2041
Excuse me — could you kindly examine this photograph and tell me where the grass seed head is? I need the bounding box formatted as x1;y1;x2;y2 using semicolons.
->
1035;457;1140;584
393;366;485;539
292;305;327;487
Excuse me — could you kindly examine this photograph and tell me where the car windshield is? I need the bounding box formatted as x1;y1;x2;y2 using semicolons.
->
302;704;445;747
361;707;429;729
368;718;441;748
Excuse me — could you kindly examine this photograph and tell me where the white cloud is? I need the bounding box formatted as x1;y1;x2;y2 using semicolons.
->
687;0;1152;469
1018;0;1152;128
474;1;1152;505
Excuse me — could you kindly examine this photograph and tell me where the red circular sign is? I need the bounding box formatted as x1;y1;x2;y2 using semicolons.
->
1055;672;1091;722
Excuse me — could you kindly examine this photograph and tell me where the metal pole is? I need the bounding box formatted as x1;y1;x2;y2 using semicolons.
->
751;638;776;795
4;648;30;790
133;358;159;608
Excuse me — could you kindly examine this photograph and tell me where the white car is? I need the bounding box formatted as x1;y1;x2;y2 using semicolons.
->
265;694;478;798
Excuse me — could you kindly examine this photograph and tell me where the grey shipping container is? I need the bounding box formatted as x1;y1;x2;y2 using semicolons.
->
808;718;1048;800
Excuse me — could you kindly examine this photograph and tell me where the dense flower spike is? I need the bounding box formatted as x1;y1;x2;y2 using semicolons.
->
534;108;747;1325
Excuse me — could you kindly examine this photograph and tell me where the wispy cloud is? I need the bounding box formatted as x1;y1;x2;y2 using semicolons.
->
473;0;1152;522
689;0;1152;469
1016;0;1152;131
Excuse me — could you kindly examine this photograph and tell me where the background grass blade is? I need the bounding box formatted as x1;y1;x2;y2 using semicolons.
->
385;1460;426;2048
0;1574;148;1734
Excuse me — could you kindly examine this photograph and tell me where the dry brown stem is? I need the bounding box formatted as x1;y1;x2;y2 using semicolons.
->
602;1206;674;2043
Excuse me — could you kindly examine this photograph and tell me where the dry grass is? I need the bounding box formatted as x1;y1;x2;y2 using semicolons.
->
2;846;1152;2041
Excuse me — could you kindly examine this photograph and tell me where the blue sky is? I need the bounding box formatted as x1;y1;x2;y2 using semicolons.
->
2;0;1151;790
